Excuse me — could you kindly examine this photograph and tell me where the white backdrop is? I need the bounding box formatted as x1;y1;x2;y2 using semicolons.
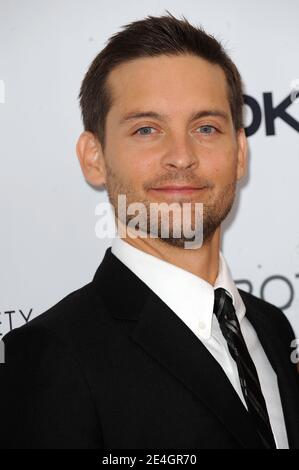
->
1;0;298;343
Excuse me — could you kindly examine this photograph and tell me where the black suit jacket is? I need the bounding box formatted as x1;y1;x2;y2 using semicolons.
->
1;247;299;449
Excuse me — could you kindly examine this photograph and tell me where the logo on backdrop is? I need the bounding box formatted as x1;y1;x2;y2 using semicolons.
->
244;89;299;137
0;308;33;338
235;273;299;310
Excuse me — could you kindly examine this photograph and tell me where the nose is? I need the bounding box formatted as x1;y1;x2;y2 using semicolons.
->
160;133;198;171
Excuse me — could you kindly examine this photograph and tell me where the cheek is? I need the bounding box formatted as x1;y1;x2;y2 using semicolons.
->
125;148;159;182
204;145;237;179
108;147;157;190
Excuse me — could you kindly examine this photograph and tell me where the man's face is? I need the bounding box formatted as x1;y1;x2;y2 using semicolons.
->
95;54;246;247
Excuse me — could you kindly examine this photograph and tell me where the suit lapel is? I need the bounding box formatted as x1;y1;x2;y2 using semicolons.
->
93;248;265;448
240;289;299;449
130;291;266;448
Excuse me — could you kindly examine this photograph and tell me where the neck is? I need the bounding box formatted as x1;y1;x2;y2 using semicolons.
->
116;221;221;286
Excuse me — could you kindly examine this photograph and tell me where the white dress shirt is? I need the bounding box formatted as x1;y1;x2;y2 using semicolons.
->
111;234;289;449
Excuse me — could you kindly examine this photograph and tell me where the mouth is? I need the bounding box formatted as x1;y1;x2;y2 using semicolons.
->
149;186;207;196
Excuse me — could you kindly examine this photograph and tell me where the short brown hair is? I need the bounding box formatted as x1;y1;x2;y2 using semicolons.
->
78;10;244;150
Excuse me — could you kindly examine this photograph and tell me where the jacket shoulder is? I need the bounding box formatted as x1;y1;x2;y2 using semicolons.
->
238;288;296;340
2;279;109;351
0;280;104;448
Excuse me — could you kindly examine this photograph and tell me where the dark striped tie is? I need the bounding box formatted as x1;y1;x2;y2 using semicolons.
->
213;287;276;449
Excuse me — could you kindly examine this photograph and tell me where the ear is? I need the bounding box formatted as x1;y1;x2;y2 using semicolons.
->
236;128;248;181
76;131;107;187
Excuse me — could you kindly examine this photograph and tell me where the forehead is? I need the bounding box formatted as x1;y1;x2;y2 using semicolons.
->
106;54;231;121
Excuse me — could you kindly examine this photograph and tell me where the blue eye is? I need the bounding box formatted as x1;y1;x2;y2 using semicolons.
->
135;126;156;136
134;125;217;137
198;125;217;135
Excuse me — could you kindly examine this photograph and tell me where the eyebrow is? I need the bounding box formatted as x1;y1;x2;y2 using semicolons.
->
118;109;229;126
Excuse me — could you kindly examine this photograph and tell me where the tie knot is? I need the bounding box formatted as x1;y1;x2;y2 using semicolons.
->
213;287;234;322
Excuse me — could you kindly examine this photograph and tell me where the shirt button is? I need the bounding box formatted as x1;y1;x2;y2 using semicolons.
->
198;320;206;330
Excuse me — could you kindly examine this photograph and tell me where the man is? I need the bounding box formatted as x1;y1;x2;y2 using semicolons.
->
1;12;299;449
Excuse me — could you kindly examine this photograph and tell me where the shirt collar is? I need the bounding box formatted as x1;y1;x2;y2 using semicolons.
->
111;234;246;341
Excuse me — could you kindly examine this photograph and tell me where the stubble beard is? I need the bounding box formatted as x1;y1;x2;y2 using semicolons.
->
104;165;237;249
